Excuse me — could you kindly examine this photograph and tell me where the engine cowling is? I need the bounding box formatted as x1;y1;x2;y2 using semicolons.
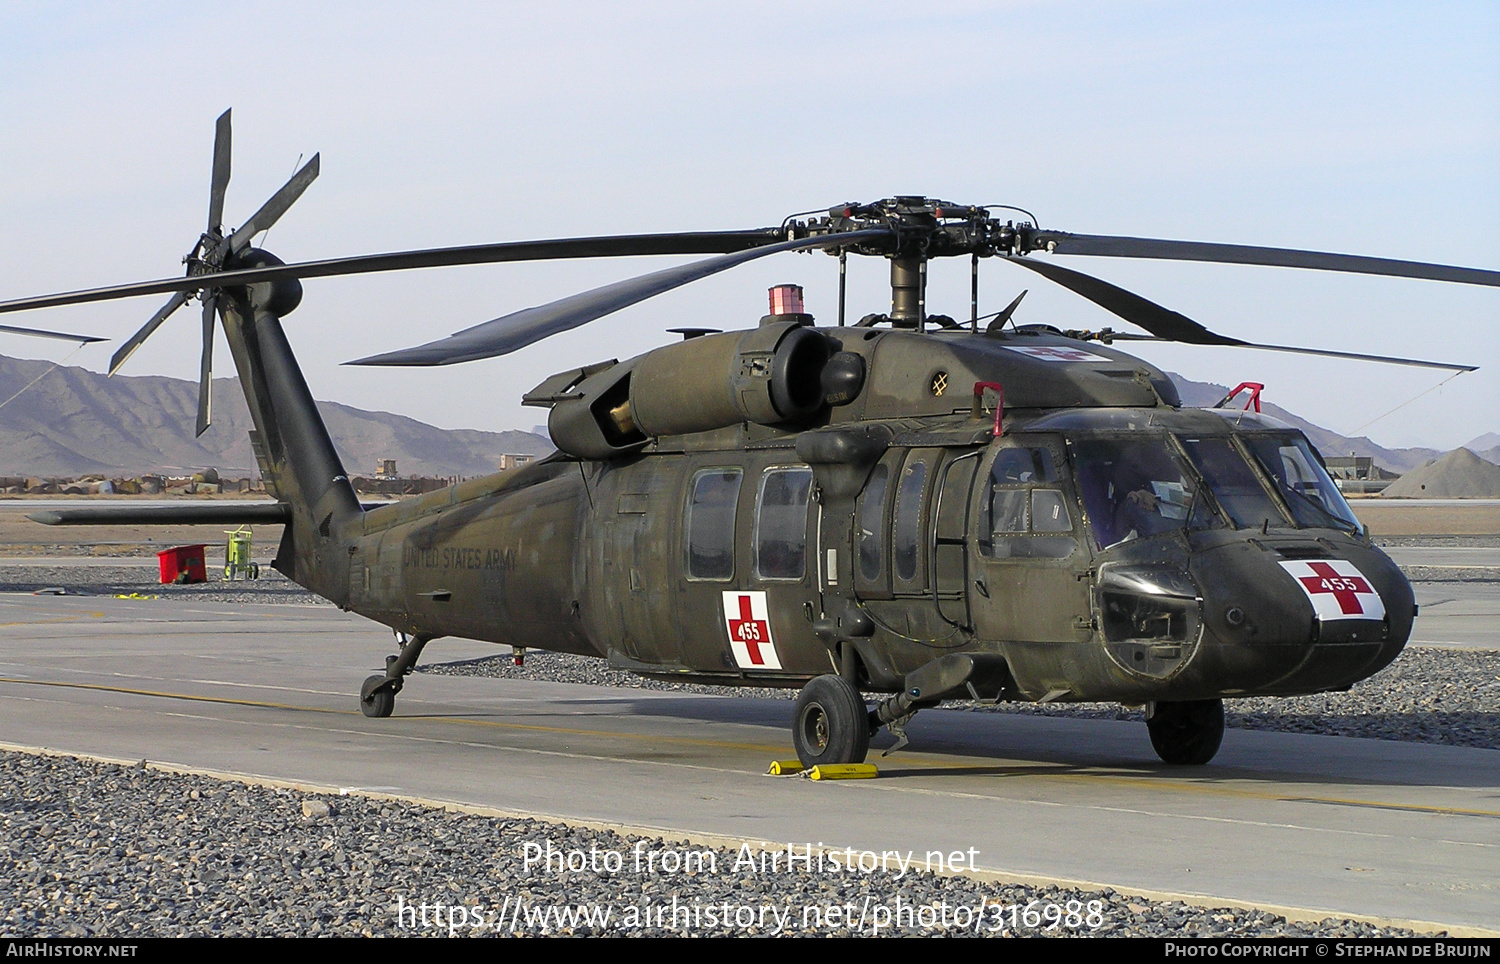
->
547;321;837;459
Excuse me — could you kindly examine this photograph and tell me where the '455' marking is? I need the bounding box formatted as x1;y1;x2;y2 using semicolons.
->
1278;560;1386;621
721;591;783;669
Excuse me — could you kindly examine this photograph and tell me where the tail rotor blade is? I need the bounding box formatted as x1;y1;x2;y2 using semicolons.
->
207;110;232;234
227;153;319;254
109;291;188;375
195;293;216;437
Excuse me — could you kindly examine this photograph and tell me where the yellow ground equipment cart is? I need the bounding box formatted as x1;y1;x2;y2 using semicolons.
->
224;527;260;580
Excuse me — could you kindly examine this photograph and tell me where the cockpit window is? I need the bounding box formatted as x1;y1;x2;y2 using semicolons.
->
1242;435;1361;532
1178;437;1291;530
990;447;1059;485
1072;437;1211;550
981;443;1076;559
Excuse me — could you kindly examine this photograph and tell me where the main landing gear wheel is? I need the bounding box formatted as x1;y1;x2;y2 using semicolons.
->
359;675;396;718
792;674;870;767
1147;698;1225;765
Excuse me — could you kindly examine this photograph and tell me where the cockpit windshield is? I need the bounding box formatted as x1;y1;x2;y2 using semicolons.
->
1177;436;1290;530
1072;438;1214;549
1071;431;1362;549
1241;434;1362;532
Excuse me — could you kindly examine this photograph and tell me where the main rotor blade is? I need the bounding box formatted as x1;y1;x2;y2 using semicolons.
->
1001;256;1245;346
195;293;216;437
109;291;188;375
0;231;783;317
349;228;893;366
1105;332;1476;372
1031;231;1500;287
226;152;320;254
207;109;232;234
0;323;105;344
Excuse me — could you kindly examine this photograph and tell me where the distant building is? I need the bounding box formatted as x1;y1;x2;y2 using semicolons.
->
498;453;536;471
1324;457;1397;481
1325;456;1397;494
375;459;399;477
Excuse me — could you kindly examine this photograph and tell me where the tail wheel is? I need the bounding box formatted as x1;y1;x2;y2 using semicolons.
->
1147;698;1225;765
792;674;870;767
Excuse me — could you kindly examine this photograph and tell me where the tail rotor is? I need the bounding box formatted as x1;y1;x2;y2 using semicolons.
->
107;109;319;437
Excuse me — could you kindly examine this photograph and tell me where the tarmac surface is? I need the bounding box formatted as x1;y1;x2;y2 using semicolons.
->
0;591;1496;934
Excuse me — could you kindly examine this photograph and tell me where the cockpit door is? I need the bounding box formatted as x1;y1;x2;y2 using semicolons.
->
969;434;1093;646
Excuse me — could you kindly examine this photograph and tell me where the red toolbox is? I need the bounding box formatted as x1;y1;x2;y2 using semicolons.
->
157;544;208;584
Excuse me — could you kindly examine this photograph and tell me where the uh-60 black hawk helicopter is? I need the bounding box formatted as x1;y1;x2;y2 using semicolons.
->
5;111;1497;769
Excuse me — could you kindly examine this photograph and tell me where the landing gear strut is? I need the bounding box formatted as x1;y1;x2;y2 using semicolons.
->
359;632;430;718
792;674;870;767
1146;699;1225;765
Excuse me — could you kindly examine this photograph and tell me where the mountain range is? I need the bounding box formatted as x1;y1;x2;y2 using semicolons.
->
0;355;552;478
1166;376;1499;473
0;355;1490;478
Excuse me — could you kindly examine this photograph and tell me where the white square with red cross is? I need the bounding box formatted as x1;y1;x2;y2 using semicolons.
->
1278;560;1385;622
721;591;783;669
1002;345;1112;363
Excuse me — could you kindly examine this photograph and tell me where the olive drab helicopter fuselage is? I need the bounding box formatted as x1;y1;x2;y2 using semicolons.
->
334;313;1412;768
7;113;1492;769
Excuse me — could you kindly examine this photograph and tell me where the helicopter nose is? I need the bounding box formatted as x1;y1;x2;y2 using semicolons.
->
1187;539;1414;695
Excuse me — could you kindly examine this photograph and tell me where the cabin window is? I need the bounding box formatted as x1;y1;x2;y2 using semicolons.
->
754;467;813;580
980;445;1076;559
858;464;890;582
892;460;927;581
686;468;742;580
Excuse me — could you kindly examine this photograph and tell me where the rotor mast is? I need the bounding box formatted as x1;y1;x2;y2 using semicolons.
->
807;196;1000;330
889;255;925;328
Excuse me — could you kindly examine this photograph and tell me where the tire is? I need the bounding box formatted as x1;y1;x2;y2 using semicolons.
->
1147;699;1224;765
360;675;396;718
792;674;870;767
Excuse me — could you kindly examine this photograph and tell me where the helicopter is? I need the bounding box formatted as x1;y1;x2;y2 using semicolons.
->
5;112;1498;768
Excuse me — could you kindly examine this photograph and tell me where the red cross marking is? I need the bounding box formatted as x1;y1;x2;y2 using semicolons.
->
728;595;769;665
1026;347;1093;360
1297;561;1374;616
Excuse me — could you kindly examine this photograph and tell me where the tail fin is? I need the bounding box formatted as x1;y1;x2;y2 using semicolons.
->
219;279;361;604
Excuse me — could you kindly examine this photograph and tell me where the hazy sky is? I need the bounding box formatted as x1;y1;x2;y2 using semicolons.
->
2;2;1496;450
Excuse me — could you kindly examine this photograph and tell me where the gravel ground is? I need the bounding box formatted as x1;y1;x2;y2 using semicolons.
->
0;751;1434;938
0;563;324;605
